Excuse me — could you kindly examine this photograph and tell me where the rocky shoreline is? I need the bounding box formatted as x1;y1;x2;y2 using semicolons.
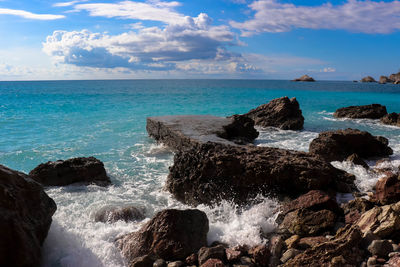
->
1;97;400;266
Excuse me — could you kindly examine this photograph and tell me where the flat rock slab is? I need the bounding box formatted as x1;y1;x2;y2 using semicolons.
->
146;115;253;150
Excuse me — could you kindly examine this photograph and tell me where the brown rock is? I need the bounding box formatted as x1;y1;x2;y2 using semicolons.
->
130;254;155;267
374;173;400;205
284;225;363;266
198;245;226;265
29;156;110;186
116;209;208;263
334;104;387;119
389;72;400;83
185;253;198;266
200;258;226;267
386;254;400;266
361;76;377;83
379;76;394;84
347;153;369;169
248;244;269;266
0;164;57;267
285;235;300;249
279;209;336;236
368;240;393;257
381;113;400;127
268;235;284;267
241;96;304;130
342;197;374;224
292;74;315;82
225;248;243;262
309;128;393;162
94;205;145;223
297;236;328;249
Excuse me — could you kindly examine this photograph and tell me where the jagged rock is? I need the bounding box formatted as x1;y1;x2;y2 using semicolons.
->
347;153;369;169
0;164;57;267
225;248;243;262
368;240;393;257
333;104;387;119
29;156;110;186
248;244;269;266
309;128;393;162
297;236;328;249
342;197;374;225
389;72;400;83
146;115;258;152
381;113;400;127
292;75;315;82
379;76;394;84
167;143;355;205
361;76;377;83
387;254;400;266
200;258;226;267
268;235;285;267
357;202;400;238
198;245;226;265
241;96;304;130
94;205;145;223
284;225;363;266
374;173;400;205
116;209;208;263
185;253;198;266
280;248;302;263
285;235;300;249
153;259;167;267
167;261;184;267
130;254;155;267
279;209;336;236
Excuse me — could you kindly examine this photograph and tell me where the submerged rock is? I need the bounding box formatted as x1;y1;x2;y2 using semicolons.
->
116;209;208;263
333;104;388;119
94;205;145;223
347;153;369;169
167;143;355;205
361;76;377;83
0;164;57;267
241;96;304;130
381;112;400;127
309;128;393;162
292;75;315;82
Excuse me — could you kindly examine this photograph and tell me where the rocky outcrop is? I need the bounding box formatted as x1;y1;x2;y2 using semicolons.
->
146;115;258;152
0;164;57;267
389;72;400;83
29;157;110;186
381;112;400;127
309;128;393;162
116;209;208;263
361;76;377;83
373;173;400;205
94;205;145;223
341;197;373;225
379;76;394;84
292;75;315;82
241;97;304;130
346;153;369;169
333;104;388;119
167;143;355;205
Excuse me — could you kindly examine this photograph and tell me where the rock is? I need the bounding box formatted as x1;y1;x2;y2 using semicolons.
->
374;173;400;205
333;104;388;119
379;76;394;84
131;255;155;267
285;235;300;249
292;74;315;82
347;153;370;169
357;202;400;238
146;115;258;152
361;76;377;83
284;225;363;266
389;72;400;83
198;245;226;265
241;96;304;130
200;258;226;267
29;156;110;186
167;261;184;267
381;113;400;127
280;248;302;263
309;128;393;162
386;254;400;266
116;209;208;263
297;236;328;249
239;257;253;266
248;244;269;266
225;248;243;262
185;254;198;266
94;205;145;223
279;209;336;236
342;197;374;225
153;259;167;267
367;256;376;267
167;143;355;205
0;164;57;267
368;240;393;257
268;235;285;267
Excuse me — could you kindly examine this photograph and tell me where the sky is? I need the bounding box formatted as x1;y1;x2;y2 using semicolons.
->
0;0;400;80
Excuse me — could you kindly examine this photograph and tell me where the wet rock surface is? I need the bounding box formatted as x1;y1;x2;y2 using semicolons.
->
94;205;145;223
29;156;110;186
381;112;400;127
333;104;387;119
309;128;393;162
240;96;304;130
0;164;57;267
373;172;400;205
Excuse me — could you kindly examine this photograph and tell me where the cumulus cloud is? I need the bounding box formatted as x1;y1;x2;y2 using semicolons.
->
0;8;65;20
231;0;400;36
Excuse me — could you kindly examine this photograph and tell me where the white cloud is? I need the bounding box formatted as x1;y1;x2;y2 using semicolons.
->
74;0;184;24
53;1;88;7
231;0;400;36
321;67;336;73
0;8;65;20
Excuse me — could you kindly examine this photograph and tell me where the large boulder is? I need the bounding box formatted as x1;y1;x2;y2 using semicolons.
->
0;164;57;267
292;75;315;82
381;113;400;127
167;143;355;205
373;173;400;205
333;104;387;119
389;72;400;83
361;76;377;83
29;157;111;186
341;197;374;225
379;76;394;84
241;96;304;130
309;128;393;162
116;209;208;263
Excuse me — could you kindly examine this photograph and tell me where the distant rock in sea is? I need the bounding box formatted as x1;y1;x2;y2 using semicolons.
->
292;75;315;82
361;76;377;83
379;76;394;84
0;164;56;267
333;104;388;119
29;156;111;186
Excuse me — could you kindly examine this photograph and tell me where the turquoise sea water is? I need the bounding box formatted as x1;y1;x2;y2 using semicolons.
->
1;80;400;266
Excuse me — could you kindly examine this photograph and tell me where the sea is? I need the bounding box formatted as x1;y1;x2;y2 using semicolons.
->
0;79;399;267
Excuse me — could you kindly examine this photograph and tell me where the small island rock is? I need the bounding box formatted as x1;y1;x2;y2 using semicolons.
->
361;76;377;83
292;75;315;82
333;104;387;119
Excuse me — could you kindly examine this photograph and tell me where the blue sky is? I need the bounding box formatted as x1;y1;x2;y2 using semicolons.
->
1;0;400;80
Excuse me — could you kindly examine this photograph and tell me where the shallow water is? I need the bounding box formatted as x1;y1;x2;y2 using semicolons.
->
1;80;399;266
